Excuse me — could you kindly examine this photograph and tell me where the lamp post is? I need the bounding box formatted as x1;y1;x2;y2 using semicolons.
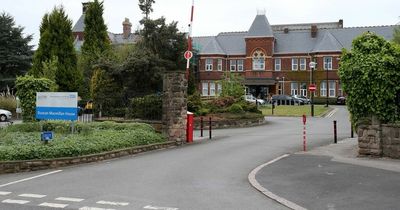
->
309;61;316;117
326;64;329;107
282;76;285;95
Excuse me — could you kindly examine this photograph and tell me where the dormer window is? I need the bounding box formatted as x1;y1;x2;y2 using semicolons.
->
252;50;265;70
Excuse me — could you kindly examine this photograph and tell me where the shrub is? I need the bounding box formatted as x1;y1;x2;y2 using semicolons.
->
209;96;235;109
0;96;16;113
127;94;162;120
197;107;210;116
227;104;244;114
188;91;202;113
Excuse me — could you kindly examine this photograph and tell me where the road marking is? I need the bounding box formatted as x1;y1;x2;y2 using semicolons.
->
248;154;308;210
96;200;129;206
19;193;46;198
326;108;338;118
2;199;30;204
0;191;11;195
79;207;115;210
0;170;62;188
39;202;68;208
144;205;179;210
56;197;84;202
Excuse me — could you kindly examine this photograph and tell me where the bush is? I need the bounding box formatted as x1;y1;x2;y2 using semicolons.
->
0;121;164;161
127;94;162;120
227;104;244;113
188;91;202;113
0;96;16;113
209;96;235;109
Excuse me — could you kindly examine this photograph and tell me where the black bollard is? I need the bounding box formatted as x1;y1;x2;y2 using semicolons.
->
334;120;337;144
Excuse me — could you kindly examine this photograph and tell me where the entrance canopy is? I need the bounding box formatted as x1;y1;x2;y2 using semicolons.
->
244;78;276;86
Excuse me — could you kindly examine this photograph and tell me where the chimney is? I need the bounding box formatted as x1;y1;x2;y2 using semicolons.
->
284;28;289;34
122;18;132;39
82;2;90;14
338;19;344;28
311;25;318;38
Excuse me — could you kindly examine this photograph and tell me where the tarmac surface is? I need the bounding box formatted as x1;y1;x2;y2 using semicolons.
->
252;138;400;210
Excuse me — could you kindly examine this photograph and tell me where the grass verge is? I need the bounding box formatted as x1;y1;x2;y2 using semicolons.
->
260;105;332;117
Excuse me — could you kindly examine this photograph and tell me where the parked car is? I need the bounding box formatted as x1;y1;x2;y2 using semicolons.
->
0;109;12;122
272;95;304;105
245;95;265;105
292;95;310;104
337;96;346;105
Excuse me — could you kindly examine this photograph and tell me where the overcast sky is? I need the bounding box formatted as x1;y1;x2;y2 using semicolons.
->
2;0;399;48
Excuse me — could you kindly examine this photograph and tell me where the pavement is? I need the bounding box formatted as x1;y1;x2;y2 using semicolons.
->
250;138;400;210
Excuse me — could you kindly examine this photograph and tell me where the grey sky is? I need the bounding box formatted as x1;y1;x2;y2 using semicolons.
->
1;0;399;48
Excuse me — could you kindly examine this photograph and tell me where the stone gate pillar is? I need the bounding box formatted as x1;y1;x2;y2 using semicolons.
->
162;71;187;144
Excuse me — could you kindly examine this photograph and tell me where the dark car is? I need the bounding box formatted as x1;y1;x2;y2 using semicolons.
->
272;95;304;105
292;95;310;104
337;96;346;105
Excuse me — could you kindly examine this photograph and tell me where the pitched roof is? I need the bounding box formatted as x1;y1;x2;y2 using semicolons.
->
201;37;225;55
312;31;343;52
247;15;274;38
72;14;85;32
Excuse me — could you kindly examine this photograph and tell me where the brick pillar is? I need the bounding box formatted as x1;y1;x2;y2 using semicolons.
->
162;71;187;145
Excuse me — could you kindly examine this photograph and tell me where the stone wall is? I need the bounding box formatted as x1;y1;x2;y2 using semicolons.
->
358;121;400;159
162;71;187;144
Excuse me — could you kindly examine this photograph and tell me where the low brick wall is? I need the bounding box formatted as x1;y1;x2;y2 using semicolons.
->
358;123;400;158
0;141;177;174
194;117;266;129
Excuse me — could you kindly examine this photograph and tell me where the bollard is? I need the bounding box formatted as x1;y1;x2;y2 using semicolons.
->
209;117;212;139
200;117;203;137
272;103;275;115
351;123;354;138
334;120;337;144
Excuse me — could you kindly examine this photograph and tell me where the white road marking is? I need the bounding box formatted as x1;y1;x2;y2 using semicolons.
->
144;205;179;210
2;199;30;204
55;197;84;202
326;108;338;118
0;191;11;195
19;193;46;198
96;200;129;206
0;170;62;188
39;202;69;208
79;207;115;210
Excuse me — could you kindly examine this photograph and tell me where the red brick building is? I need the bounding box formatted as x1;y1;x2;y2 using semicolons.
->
193;12;396;101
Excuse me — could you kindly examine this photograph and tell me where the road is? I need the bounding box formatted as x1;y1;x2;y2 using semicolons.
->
0;106;351;210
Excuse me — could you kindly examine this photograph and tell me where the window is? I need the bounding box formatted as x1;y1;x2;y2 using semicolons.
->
300;58;306;70
320;81;327;97
230;60;236;71
275;58;281;71
216;83;222;96
292;58;298;71
205;59;213;71
329;81;336;97
291;82;298;96
338;82;343;96
324;57;333;70
300;83;307;96
210;82;216;96
252;50;265;70
278;83;282;95
202;82;209;96
217;59;222;71
237;60;244;71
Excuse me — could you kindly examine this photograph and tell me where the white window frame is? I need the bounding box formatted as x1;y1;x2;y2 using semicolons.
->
216;82;222;96
300;58;306;70
291;82;299;96
217;59;222;71
320;81;327;97
291;58;298;71
275;58;281;71
210;82;216;96
278;83;282;95
230;60;237;71
338;82;343;96
252;50;265;70
300;83;307;97
324;56;333;70
205;59;213;71
237;59;244;71
202;82;209;96
329;80;336;97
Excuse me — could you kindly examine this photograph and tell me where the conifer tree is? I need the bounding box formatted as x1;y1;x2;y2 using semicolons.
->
30;6;81;92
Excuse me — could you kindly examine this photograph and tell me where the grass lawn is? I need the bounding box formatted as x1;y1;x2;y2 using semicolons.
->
260;105;331;117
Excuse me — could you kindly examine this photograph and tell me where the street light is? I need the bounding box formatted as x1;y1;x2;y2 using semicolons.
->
282;76;285;95
309;61;316;117
326;62;329;107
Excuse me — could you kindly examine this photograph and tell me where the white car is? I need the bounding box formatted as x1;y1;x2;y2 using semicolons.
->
245;95;265;105
0;109;12;122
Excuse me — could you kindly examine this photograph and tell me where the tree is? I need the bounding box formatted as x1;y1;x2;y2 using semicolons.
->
0;13;33;89
339;32;400;124
138;0;155;20
220;72;245;101
393;26;400;45
30;6;81;92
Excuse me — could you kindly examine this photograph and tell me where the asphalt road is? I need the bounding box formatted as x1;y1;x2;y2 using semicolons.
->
0;106;352;210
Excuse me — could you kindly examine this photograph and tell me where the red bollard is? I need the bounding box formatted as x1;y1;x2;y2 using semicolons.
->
302;114;307;151
186;112;194;143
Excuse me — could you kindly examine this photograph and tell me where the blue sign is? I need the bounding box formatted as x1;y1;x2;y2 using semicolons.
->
36;107;78;121
41;131;53;141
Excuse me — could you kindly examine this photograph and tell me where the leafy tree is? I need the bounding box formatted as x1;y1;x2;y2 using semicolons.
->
394;26;400;45
30;7;81;92
339;32;400;124
0;13;33;89
15;75;56;122
138;0;155;20
220;72;245;101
